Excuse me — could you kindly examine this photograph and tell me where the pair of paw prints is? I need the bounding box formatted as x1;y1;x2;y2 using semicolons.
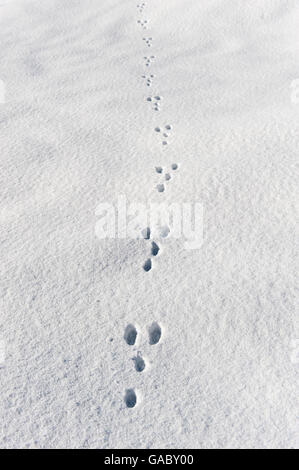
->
137;19;148;30
143;36;153;48
124;322;162;408
141;227;160;272
144;55;155;67
146;95;162;111
155;124;172;145
124;322;162;347
142;73;155;87
155;163;179;193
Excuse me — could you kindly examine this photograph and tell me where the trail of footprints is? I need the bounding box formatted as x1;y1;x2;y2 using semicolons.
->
123;1;180;409
141;226;161;273
124;322;162;408
140;164;178;271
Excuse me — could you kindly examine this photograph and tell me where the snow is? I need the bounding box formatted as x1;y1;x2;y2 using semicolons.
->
0;0;298;449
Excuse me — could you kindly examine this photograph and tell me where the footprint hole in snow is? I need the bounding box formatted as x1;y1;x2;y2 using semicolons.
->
160;225;170;238
151;242;160;256
124;324;137;346
149;322;162;345
143;259;152;272
157;184;165;193
133;354;146;372
141;227;151;239
125;389;137;408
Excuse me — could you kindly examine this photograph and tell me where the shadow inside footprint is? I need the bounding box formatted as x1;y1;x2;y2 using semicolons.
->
141;227;151;239
125;389;137;408
133;354;146;372
157;184;165;193
151;242;160;256
124;324;137;346
143;259;152;272
149;322;162;345
160;225;170;238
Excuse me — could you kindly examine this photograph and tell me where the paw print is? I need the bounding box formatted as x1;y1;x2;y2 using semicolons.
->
137;19;148;30
137;2;146;14
154;124;172;145
143;55;155;67
154;163;179;192
146;95;162;111
142;36;153;48
141;74;155;87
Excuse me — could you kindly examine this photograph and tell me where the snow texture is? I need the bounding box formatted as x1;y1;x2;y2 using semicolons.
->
0;0;298;449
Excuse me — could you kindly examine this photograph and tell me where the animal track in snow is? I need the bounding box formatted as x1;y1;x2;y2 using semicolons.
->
141;228;160;271
141;226;151;239
142;73;154;87
143;55;155;67
133;352;146;372
151;241;160;256
154;162;179;191
155;124;172;145
126;0;168;410
125;389;137;408
143;258;152;272
157;183;165;193
160;225;170;238
149;322;162;345
143;36;153;48
147;95;162;111
137;19;148;30
137;2;146;13
124;324;137;346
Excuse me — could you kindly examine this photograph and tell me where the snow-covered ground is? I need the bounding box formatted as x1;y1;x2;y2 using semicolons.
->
0;0;298;449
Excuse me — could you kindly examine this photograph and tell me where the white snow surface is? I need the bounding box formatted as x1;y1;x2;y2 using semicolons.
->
0;0;298;449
